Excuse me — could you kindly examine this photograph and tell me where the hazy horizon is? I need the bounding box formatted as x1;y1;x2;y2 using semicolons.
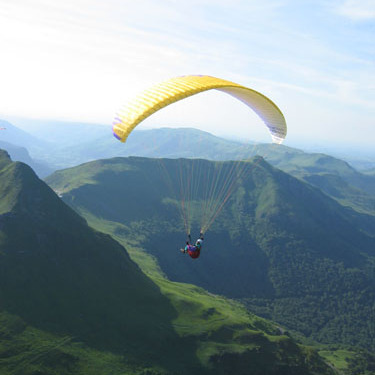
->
3;114;375;164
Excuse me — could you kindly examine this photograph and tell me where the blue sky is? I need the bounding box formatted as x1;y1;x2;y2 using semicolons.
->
0;0;373;147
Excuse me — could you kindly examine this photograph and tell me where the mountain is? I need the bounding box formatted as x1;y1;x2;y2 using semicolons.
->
264;150;375;215
4;118;375;215
0;150;186;370
0;149;334;374
0;119;46;152
35;122;375;215
5;124;252;168
0;140;53;177
363;167;375;176
0;118;114;170
6;117;110;147
0;119;54;176
46;156;375;357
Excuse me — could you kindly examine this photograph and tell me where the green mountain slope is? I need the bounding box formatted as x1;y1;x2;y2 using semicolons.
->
3;115;375;222
3;118;375;216
267;150;375;215
0;151;192;372
45;124;375;215
0;149;334;374
46;156;375;354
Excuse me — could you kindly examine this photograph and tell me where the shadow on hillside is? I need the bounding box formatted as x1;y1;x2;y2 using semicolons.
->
0;215;205;374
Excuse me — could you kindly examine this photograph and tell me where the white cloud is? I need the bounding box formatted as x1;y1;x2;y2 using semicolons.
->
336;0;375;20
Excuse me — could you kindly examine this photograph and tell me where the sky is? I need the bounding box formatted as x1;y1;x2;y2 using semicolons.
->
0;0;374;148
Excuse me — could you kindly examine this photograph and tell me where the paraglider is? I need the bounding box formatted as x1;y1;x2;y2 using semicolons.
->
113;75;287;258
113;75;287;144
180;233;204;259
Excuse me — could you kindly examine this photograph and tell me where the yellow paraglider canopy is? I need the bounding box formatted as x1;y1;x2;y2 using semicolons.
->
113;75;287;144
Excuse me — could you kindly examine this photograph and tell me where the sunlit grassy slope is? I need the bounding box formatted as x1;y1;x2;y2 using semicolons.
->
69;211;335;375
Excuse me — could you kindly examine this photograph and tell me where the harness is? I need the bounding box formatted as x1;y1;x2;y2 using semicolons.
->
186;244;201;259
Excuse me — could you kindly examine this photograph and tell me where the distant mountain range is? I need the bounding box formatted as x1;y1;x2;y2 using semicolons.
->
0;120;52;177
363;167;375;176
0;139;53;177
1;118;375;216
0;119;46;150
7;116;375;169
0;150;337;375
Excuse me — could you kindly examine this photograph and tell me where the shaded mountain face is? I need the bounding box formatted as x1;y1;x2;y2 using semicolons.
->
46;156;375;350
0;150;195;369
